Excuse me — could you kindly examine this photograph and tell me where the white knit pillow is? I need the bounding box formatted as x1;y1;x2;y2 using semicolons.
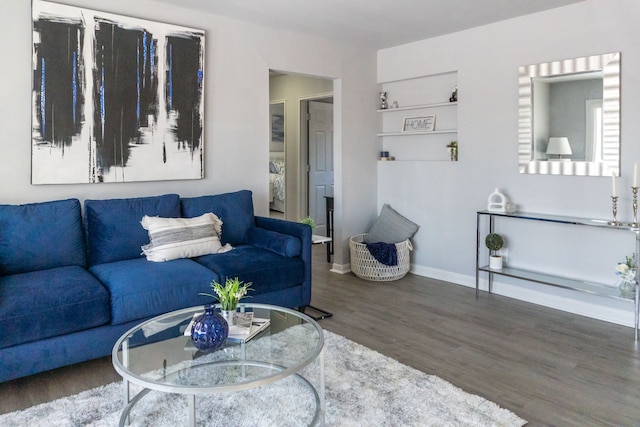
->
140;213;232;262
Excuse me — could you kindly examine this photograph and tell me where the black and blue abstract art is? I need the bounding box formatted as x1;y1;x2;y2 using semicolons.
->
32;1;205;184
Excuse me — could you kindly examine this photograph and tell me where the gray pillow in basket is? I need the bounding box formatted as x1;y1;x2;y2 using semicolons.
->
364;204;419;244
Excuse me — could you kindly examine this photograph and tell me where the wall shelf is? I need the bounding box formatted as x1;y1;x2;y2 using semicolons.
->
377;129;457;137
476;210;640;340
377;101;457;113
379;72;458;161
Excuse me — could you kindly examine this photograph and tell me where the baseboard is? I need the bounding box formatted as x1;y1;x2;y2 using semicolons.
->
330;263;351;274
410;264;635;329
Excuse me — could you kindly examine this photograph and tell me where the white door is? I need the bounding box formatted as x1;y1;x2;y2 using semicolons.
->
308;101;334;236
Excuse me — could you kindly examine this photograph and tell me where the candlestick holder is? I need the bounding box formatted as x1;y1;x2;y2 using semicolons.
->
629;187;639;228
609;196;623;226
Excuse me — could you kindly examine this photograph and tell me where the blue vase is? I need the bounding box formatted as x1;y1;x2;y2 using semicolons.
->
191;304;229;351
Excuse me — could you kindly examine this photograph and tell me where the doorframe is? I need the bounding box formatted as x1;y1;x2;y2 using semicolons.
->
298;93;333;218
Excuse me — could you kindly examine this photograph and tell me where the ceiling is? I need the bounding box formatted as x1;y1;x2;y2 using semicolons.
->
150;0;585;49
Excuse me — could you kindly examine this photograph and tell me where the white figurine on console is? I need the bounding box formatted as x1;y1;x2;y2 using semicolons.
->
487;188;507;212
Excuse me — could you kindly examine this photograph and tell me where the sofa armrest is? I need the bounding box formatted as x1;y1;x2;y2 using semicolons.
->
254;216;312;307
254;216;310;242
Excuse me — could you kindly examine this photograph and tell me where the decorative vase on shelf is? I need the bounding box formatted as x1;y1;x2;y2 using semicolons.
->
190;304;229;351
618;279;636;299
489;255;503;270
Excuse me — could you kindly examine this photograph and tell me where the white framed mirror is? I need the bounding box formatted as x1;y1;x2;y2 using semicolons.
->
518;52;620;176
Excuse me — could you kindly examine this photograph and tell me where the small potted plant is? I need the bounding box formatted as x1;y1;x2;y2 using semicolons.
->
300;216;316;229
485;233;504;270
200;277;253;325
446;141;458;161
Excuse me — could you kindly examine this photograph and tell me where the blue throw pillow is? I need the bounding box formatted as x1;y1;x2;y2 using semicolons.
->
85;194;181;266
248;227;301;257
0;199;86;275
181;190;255;246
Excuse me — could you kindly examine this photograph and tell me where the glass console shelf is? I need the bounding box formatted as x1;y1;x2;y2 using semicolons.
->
475;210;640;340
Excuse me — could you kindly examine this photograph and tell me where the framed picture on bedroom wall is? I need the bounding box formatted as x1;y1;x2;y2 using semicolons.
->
270;101;285;150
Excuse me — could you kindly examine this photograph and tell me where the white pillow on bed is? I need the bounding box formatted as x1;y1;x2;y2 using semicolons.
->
140;213;232;262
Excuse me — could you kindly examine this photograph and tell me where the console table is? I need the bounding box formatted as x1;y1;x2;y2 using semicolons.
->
475;210;640;340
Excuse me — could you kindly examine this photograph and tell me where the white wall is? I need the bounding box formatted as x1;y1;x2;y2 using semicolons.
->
377;0;640;327
0;0;378;265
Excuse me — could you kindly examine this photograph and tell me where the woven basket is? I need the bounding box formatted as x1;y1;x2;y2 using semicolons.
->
349;233;413;281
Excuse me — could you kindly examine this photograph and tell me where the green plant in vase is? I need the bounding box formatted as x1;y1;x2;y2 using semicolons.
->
200;277;253;325
615;252;637;299
485;233;504;270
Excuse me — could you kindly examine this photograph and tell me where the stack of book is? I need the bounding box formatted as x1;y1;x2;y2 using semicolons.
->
227;312;270;342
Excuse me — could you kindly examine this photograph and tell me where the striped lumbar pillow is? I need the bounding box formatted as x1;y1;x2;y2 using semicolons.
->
140;213;233;262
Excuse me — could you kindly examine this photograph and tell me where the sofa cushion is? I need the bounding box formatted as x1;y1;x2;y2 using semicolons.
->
248;227;301;258
140;213;232;262
0;266;110;349
85;194;181;266
193;245;304;295
0;199;86;275
89;257;219;325
181;190;255;246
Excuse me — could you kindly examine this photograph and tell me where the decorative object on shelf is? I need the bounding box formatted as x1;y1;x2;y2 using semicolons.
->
615;253;637;299
446;141;458;161
449;85;458;102
391;101;399;109
402;115;435;133
379;151;395;160
505;203;518;214
199;277;253;326
485;233;504;270
379;92;388;110
190;304;229;351
630;163;638;228
609;171;622;225
631;187;639;228
546;137;572;161
487;188;507;212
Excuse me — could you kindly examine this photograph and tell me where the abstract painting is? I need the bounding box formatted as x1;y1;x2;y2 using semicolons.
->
32;1;205;184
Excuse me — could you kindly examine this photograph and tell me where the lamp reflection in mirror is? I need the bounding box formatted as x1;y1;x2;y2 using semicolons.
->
547;137;572;161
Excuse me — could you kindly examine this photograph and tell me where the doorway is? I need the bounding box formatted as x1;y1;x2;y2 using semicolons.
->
268;72;333;224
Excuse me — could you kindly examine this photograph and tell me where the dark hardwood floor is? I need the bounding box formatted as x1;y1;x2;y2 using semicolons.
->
2;245;640;426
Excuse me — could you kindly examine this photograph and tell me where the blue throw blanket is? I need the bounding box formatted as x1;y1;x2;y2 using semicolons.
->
365;242;398;266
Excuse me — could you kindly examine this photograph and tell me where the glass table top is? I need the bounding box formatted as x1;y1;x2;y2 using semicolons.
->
112;304;324;394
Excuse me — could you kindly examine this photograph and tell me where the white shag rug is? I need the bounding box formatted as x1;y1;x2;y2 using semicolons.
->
1;330;526;426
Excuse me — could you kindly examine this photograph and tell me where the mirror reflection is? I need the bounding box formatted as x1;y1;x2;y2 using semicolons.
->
518;52;620;176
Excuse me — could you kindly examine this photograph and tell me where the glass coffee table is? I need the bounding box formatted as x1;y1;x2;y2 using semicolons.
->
112;303;324;426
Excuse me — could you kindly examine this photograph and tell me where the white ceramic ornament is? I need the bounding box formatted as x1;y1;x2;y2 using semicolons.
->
487;188;507;212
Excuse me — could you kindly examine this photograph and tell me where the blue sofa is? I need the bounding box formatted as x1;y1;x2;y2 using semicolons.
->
0;190;311;382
